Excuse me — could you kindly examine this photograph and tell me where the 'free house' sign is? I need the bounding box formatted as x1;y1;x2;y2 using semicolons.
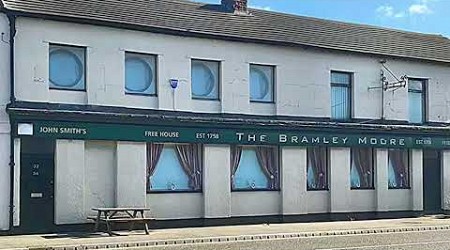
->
17;121;450;149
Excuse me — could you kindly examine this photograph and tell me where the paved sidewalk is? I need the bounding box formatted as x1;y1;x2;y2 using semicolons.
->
1;216;450;250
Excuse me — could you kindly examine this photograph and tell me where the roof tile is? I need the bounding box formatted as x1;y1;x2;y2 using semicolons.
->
2;0;450;63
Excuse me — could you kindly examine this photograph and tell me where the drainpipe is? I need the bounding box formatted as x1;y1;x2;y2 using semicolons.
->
7;12;16;232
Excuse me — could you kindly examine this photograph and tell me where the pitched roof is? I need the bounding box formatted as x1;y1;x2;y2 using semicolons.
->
2;0;450;63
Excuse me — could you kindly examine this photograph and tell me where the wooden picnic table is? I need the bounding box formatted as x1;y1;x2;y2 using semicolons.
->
89;207;152;236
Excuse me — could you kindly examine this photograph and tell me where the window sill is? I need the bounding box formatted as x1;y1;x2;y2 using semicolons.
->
147;190;202;194
351;187;375;190
330;118;352;122
232;189;280;192
307;188;329;192
192;97;221;101
388;187;411;190
250;100;275;104
125;92;157;97
49;87;86;92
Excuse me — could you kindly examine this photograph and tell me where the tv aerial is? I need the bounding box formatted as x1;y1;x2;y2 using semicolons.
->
379;59;407;91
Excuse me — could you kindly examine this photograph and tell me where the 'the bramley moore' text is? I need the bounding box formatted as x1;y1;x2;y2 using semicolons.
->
235;133;406;146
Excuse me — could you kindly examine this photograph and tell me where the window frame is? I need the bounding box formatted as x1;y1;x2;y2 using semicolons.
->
146;143;203;194
330;71;353;121
231;145;281;192
387;149;411;190
49;43;87;92
249;64;276;104
350;147;375;190
124;51;158;97
191;59;221;101
306;147;330;191
408;78;427;124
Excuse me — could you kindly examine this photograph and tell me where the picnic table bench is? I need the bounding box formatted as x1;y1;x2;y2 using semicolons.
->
88;207;152;236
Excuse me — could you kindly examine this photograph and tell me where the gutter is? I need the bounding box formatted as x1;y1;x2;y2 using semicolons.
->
6;11;16;232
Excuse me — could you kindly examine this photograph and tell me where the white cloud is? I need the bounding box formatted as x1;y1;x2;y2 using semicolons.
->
250;5;272;11
376;0;436;18
409;0;436;15
376;5;394;17
408;4;432;15
376;5;404;18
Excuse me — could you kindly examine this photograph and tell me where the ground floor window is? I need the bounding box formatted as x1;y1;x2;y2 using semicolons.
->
388;149;410;189
307;147;328;190
147;143;202;192
351;148;374;189
231;146;279;191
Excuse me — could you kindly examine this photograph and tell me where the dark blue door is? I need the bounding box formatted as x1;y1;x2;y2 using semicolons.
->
423;150;441;214
20;138;55;232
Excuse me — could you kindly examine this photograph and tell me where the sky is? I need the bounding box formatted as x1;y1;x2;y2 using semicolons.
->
194;0;450;37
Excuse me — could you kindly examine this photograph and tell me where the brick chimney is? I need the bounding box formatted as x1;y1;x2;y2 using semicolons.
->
221;0;248;14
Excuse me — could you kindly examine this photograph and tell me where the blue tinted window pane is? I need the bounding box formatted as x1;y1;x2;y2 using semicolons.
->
331;86;349;119
409;92;423;123
388;149;409;189
350;148;373;189
191;60;219;99
388;159;398;188
250;65;274;102
350;162;361;188
149;147;191;191
409;80;423;91
307;162;317;189
307;147;328;190
233;149;269;190
125;53;156;95
331;72;351;85
49;45;85;90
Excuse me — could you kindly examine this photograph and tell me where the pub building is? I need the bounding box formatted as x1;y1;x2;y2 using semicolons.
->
0;0;450;233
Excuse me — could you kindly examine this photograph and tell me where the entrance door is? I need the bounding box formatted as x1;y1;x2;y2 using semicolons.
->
20;138;55;232
423;150;442;214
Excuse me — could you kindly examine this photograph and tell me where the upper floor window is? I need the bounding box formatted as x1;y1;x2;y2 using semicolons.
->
307;147;328;190
408;79;427;124
191;59;220;100
351;148;374;189
250;64;275;103
49;44;86;90
147;143;202;192
331;71;352;120
231;146;279;191
388;149;410;189
125;52;157;95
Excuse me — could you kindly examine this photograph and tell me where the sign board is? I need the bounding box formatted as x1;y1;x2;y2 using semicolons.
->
19;120;450;149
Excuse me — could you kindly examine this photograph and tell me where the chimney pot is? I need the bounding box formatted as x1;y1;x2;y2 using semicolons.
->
221;0;248;14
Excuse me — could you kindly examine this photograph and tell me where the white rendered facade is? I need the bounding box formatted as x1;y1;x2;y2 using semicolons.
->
1;16;450;231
